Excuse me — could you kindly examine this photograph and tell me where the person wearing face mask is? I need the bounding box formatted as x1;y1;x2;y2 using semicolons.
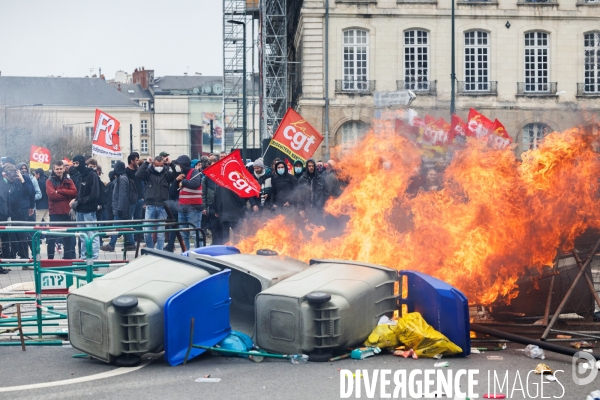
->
69;154;101;260
135;155;176;250
270;159;297;211
173;155;203;250
293;160;304;181
46;160;77;260
4;163;35;262
248;158;272;213
298;159;328;221
17;163;42;222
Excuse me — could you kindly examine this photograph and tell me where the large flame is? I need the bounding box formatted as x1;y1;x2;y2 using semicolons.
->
238;121;600;304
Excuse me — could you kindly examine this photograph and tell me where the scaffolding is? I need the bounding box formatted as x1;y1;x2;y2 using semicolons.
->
260;0;288;141
222;0;257;151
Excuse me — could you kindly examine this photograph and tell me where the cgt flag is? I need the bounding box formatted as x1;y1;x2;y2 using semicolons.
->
92;109;122;158
270;108;323;163
30;145;51;170
467;108;494;139
202;150;260;198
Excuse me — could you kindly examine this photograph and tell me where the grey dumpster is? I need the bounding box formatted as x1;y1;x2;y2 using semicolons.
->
255;259;398;360
67;249;221;366
186;251;310;334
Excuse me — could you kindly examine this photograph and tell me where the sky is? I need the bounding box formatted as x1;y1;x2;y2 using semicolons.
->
0;0;224;79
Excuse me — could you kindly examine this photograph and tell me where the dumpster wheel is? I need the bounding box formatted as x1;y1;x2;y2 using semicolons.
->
306;292;331;304
114;354;142;367
308;351;333;363
112;295;139;312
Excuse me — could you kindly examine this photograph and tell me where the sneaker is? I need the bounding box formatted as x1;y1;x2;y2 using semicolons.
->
101;245;115;252
124;245;137;251
163;246;174;253
0;268;9;274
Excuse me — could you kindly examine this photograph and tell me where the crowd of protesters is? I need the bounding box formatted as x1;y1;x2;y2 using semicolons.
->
0;150;444;273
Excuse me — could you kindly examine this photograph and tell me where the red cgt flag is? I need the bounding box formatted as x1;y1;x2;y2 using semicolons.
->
270;108;324;163
92;109;122;158
488;119;512;149
467;108;494;139
202;150;260;198
285;159;293;174
449;114;468;140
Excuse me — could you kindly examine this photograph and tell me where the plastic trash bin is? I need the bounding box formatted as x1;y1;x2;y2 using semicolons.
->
183;245;241;257
254;259;398;360
186;249;310;335
67;249;222;366
399;270;471;356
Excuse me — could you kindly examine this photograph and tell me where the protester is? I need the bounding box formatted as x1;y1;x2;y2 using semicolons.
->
136;156;175;250
5;163;35;265
0;160;12;273
201;159;223;245
270;159;297;211
104;170;116;221
420;168;442;192
249;158;272;212
298;159;328;220
293;160;304;181
102;161;135;252
34;168;49;222
174;155;203;250
46;161;77;259
316;160;326;174
163;163;181;252
18;163;42;222
214;185;245;244
70;154;100;260
126;153;144;222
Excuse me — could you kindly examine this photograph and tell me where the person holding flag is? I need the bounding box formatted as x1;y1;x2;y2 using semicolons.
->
173;155;203;250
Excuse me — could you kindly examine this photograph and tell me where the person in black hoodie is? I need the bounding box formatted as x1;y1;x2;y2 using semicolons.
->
214;185;245;244
270;159;298;211
103;161;135;252
34;168;49;222
298;158;328;221
293;160;304;181
4;163;35;262
70;154;100;260
201;159;223;245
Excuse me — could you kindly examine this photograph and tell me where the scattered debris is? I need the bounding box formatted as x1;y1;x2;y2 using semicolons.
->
351;347;380;360
545;375;558;382
471;348;481;354
556;334;571;339
393;349;418;359
586;390;600;400
195;378;221;383
571;341;596;349
523;344;545;360
483;394;506;399
533;363;553;374
329;354;351;362
434;361;449;368
487;356;503;360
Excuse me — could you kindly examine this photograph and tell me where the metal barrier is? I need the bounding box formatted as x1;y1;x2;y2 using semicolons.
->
0;219;207;346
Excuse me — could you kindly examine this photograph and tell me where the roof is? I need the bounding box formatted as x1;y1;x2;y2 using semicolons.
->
0;77;142;108
113;83;153;100
152;76;222;92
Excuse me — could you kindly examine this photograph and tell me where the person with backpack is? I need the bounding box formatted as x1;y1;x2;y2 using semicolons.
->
173;155;203;250
102;161;136;252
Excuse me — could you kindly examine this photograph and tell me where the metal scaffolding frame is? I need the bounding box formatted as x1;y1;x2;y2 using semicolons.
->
222;0;256;151
260;0;288;141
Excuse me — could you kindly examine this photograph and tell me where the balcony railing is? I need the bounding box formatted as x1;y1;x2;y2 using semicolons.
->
577;83;600;96
517;82;558;95
457;81;498;95
577;0;600;4
335;80;376;94
397;80;437;95
517;0;558;4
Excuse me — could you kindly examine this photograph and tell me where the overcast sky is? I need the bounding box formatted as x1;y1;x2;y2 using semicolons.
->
0;0;223;79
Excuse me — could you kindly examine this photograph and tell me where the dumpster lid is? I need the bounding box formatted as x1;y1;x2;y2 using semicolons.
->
164;269;232;366
141;248;222;274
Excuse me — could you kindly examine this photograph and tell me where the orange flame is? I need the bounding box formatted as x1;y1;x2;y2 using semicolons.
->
238;121;600;305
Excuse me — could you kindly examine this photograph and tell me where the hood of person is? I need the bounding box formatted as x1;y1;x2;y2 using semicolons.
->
175;155;192;171
73;155;87;174
274;160;289;176
306;158;317;178
16;162;29;175
113;161;127;176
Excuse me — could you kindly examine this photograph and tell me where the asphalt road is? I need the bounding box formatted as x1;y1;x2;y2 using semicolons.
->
0;343;598;400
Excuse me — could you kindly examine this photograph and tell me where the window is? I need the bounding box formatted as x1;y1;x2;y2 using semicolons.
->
111;160;117;169
464;31;489;91
343;29;369;90
141;139;148;154
340;121;369;148
85;126;94;141
404;30;430;90
522;123;551;151
63;126;73;135
141;120;148;135
524;32;549;92
140;101;148;110
584;32;600;93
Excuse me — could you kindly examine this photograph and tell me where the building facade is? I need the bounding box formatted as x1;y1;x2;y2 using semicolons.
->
291;0;600;157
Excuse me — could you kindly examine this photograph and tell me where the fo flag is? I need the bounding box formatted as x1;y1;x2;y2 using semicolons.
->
92;109;122;158
270;108;323;163
30;145;51;170
202;150;260;198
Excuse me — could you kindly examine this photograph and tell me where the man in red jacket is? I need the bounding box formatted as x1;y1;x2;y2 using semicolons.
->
46;160;77;259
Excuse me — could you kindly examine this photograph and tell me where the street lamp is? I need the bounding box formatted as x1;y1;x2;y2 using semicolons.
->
3;103;43;152
450;0;456;117
227;19;247;162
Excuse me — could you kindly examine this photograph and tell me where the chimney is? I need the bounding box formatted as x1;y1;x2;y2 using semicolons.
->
184;72;188;76
117;83;121;92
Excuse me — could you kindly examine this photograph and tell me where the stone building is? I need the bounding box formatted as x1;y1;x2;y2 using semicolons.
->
290;0;600;156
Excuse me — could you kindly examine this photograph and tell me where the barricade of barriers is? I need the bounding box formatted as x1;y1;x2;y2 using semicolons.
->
0;218;206;347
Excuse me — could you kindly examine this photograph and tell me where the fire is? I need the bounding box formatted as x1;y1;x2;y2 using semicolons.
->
237;120;600;305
